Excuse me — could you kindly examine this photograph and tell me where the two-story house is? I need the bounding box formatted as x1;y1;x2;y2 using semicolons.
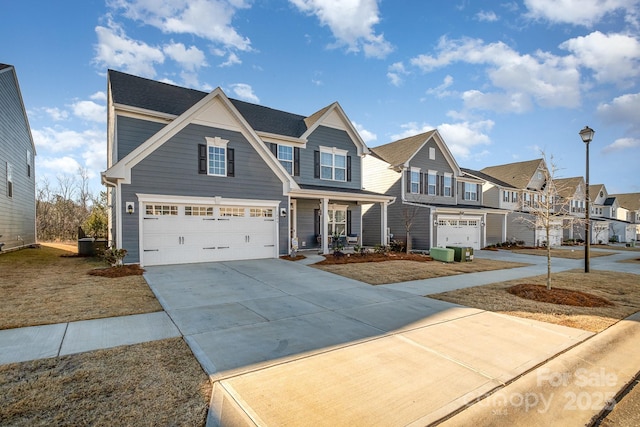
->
362;130;489;251
552;176;586;242
0;64;36;252
610;193;640;242
102;70;392;266
470;158;563;247
588;184;612;244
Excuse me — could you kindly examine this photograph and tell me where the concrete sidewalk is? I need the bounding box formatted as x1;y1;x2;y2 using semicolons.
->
0;312;180;365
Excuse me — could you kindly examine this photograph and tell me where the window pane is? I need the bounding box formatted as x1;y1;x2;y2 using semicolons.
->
278;145;293;161
321;166;332;180
335;168;345;181
209;146;226;175
320;152;333;166
334;154;346;168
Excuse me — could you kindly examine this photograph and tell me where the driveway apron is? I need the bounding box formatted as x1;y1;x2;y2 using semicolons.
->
143;258;593;426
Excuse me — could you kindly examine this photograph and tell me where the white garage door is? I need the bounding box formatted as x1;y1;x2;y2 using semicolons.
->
436;217;481;250
141;203;277;266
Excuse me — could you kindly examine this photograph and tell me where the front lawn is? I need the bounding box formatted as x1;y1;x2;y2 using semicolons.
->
0;245;161;330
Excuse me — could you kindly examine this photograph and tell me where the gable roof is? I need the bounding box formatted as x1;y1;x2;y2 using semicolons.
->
609;193;640;211
461;168;516;188
480;158;545;189
589;184;606;202
553;176;585;198
0;63;37;154
109;69;307;138
371;130;437;168
104;85;296;191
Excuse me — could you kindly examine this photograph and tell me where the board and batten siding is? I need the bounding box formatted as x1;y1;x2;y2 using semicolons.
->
296;126;362;190
0;67;36;250
119;122;287;263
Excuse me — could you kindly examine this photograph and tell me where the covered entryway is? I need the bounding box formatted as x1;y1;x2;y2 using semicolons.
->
139;196;279;266
436;216;482;249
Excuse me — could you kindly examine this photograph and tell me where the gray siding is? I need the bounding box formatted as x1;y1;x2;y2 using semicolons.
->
0;67;36;251
295;126;362;190
116;116;166;161
458;181;482;206
486;213;504;245
406;139;456;205
119;122;287;262
506;212;536;246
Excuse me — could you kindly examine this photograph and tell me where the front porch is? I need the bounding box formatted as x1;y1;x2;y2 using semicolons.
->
288;186;394;255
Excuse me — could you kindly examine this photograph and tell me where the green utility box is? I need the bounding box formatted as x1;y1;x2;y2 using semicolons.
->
447;246;474;262
430;247;455;262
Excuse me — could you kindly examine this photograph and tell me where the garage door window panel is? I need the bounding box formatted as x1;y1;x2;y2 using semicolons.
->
146;205;178;215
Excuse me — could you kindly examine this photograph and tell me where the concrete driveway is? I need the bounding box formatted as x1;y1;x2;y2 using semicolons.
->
144;258;593;426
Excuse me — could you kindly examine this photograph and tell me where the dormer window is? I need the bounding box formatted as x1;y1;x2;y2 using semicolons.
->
320;147;347;182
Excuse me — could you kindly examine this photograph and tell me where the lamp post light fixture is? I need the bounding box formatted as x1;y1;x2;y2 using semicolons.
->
579;126;595;273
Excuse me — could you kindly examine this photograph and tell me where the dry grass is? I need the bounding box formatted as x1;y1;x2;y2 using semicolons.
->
314;258;530;285
316;252;432;265
0;246;162;330
0;338;211;426
429;270;640;332
507;247;618;259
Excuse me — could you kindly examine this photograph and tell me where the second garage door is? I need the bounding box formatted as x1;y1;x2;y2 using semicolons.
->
141;202;277;266
436;217;481;250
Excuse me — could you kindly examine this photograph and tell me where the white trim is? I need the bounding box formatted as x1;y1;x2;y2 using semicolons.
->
114;107;175;124
289;188;394;204
258;131;307;147
301;102;369;156
136;193;281;208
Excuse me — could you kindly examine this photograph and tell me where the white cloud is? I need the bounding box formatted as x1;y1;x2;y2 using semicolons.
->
108;0;252;51
71;100;107;123
38;156;83;176
597;92;640;124
94;20;164;78
560;31;640;85
352;121;376;143
426;75;454;98
90;91;108;102
410;36;581;111
229;83;259;103
390;120;494;159
602;137;640;153
220;52;241;67
387;62;408;86
289;0;393;58
523;0;638;27
45;107;69;121
461;90;533;113
476;10;498;22
163;41;207;71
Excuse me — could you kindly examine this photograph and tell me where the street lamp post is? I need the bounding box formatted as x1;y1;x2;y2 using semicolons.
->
579;126;595;273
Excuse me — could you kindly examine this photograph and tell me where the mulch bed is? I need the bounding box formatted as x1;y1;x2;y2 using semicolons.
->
280;255;307;261
88;265;146;278
316;252;432;265
507;283;614;307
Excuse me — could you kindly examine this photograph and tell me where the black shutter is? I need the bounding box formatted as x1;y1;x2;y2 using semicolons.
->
451;177;456;197
419;172;424;194
198;144;207;174
346;156;352;181
347;210;352;235
461;182;466;200
406;170;411;193
314;209;320;237
294;147;300;176
227;148;235;177
314;151;320;178
270;143;278;156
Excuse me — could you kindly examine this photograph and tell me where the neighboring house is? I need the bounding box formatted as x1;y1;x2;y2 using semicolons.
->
553;176;587;242
102;70;392;266
0;63;36;252
362;130;489;251
588;184;612;244
610;193;640;241
460;168;518;246
475;158;562;247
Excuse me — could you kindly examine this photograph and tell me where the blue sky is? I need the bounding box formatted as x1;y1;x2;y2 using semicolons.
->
2;0;639;195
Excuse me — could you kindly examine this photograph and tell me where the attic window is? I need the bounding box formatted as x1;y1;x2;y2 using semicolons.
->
6;163;13;198
429;147;435;160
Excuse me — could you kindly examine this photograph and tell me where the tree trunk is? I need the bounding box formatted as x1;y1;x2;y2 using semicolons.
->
406;232;412;253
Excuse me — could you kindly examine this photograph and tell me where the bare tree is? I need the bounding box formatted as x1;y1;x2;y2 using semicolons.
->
516;153;579;290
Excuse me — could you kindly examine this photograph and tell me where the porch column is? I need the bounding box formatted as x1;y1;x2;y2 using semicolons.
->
380;201;388;246
322;198;329;254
